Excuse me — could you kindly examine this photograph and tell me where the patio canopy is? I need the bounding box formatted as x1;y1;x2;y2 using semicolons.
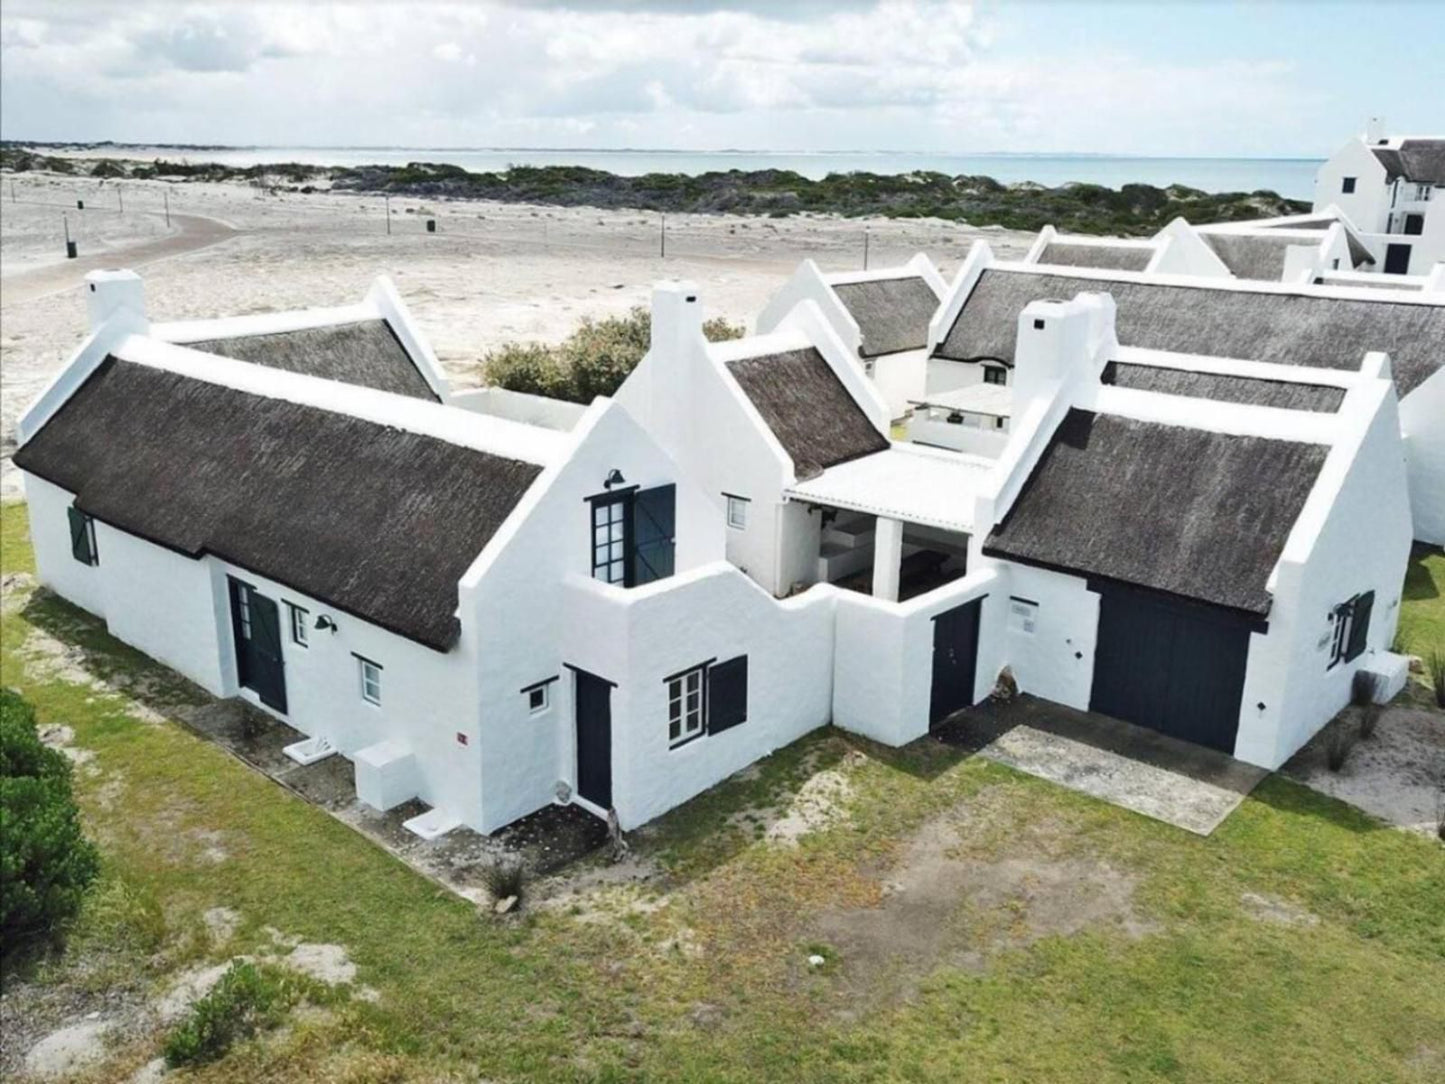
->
909;382;1013;419
784;444;995;534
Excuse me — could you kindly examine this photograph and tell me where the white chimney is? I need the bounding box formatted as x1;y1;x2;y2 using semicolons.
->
650;280;704;359
1012;292;1116;412
85;269;148;334
1365;116;1386;145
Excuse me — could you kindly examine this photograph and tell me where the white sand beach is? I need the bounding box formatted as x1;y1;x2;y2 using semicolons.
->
0;172;1035;497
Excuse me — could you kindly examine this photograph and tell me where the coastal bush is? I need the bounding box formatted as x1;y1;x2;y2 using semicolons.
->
163;960;295;1068
485;306;744;404
0;689;100;956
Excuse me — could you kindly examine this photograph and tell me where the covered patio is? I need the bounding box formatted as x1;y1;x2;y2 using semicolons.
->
905;381;1013;457
785;444;995;603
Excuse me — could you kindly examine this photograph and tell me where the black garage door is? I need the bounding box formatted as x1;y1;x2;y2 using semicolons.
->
1089;582;1254;753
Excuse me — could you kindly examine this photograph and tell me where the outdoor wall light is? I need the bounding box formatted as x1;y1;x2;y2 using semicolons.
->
603;468;627;490
315;615;338;633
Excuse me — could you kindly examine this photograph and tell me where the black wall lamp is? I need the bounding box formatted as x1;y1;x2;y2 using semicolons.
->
315;615;338;633
603;469;626;490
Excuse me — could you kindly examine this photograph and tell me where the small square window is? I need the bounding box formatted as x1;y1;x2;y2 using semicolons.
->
288;604;309;647
726;495;749;530
983;366;1007;386
1032;317;1046;330
1008;597;1038;635
358;657;382;706
528;684;550;714
1341;177;1356;194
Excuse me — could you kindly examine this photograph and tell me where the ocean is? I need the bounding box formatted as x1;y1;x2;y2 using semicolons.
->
92;146;1323;200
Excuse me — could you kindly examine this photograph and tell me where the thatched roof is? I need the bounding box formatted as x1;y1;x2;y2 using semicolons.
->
984;409;1328;616
1101;361;1345;412
188;320;439;401
1038;242;1154;272
1201;233;1298;281
13;359;541;651
831;276;941;358
726;347;888;478
1261;218;1374;267
1372;140;1445;185
934;267;1445;397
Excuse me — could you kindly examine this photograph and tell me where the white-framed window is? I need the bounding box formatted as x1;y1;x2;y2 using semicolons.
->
357;656;382;706
527;684;550;715
288;603;308;647
667;665;706;748
725;494;749;530
1008;596;1038;635
1417;184;1432;201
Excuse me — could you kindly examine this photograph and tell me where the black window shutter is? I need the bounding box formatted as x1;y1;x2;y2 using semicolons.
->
68;506;94;565
1345;591;1374;662
707;656;748;734
631;484;676;585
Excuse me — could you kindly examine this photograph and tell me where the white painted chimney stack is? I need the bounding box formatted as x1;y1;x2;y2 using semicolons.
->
84;269;148;335
1364;116;1386;145
650;280;704;359
1012;292;1116;412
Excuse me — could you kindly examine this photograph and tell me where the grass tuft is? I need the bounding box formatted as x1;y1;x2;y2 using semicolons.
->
163;960;296;1068
1324;725;1356;773
481;857;527;904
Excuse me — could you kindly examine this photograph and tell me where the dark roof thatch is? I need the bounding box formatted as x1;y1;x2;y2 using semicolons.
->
187;320;440;401
934;267;1445;397
1261;218;1374;267
1038;242;1154;272
726;347;888;477
13;358;541;650
1372;140;1445;185
1201;233;1299;281
830;276;941;358
1101;361;1345;412
983;409;1328;615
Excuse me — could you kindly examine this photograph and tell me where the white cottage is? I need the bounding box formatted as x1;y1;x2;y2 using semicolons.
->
13;266;1421;838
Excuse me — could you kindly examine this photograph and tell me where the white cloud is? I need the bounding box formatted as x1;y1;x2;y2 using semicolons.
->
0;0;1335;155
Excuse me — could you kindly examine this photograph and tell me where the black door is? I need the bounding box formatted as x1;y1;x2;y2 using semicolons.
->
1384;243;1411;274
1403;214;1424;236
930;597;983;726
574;669;612;809
228;577;287;714
1090;583;1251;754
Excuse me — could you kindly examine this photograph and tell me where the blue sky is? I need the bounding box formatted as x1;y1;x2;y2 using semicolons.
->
1;1;1441;156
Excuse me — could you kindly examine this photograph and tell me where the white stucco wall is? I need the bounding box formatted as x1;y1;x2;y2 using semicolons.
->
1314;140;1391;233
993;562;1101;711
1399;367;1445;545
24;474;109;620
20;473;483;826
562;565;836;831
832;569;1006;747
461;399;727;832
1234;380;1415;768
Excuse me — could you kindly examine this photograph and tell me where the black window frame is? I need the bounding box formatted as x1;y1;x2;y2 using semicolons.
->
68;505;98;567
707;655;749;735
589;489;635;587
1341;176;1356;194
1328;590;1375;669
983;366;1008;386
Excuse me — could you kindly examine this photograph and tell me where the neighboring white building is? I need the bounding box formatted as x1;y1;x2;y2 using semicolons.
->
930;246;1445;545
14;267;1419;840
755;254;946;420
1313;118;1445;276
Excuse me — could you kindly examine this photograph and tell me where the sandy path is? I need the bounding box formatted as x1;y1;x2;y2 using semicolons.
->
1;212;238;308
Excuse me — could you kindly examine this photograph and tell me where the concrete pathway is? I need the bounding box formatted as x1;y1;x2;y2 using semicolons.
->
0;212;238;308
945;695;1268;835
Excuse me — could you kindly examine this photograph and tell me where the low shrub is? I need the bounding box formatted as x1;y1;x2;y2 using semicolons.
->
485;306;744;404
1;689;100;957
1324;725;1355;773
163;960;294;1068
481;857;527;903
1352;671;1382;740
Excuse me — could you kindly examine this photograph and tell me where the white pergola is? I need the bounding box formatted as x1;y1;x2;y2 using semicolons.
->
785;444;996;601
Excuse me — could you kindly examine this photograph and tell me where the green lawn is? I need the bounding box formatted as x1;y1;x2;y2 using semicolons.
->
3;500;1443;1083
1398;544;1445;659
